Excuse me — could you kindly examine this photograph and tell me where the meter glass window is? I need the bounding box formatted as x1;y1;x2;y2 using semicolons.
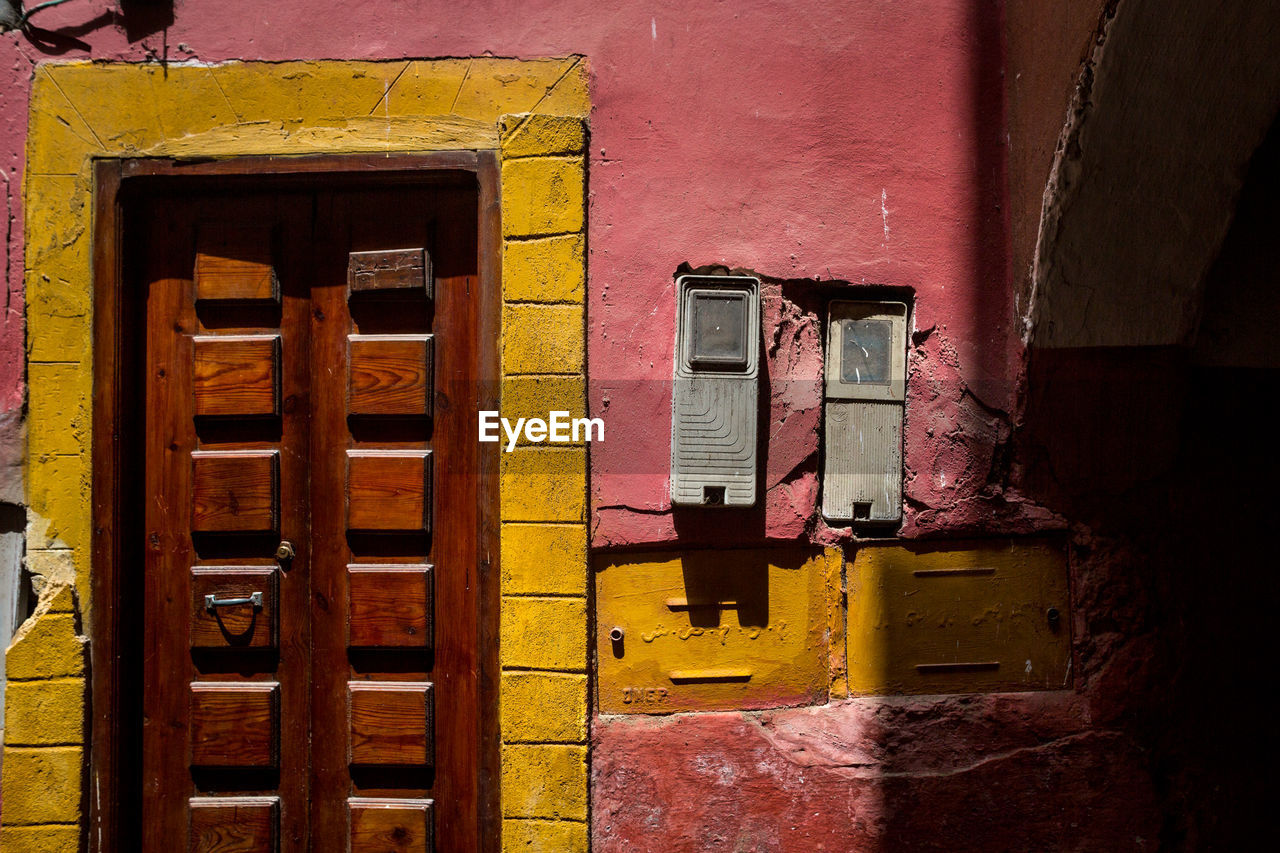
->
690;291;748;369
840;318;892;385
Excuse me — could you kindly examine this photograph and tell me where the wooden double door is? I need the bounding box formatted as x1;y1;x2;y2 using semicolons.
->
133;175;490;852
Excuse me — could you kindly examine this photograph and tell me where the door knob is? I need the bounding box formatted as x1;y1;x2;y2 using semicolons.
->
276;540;295;561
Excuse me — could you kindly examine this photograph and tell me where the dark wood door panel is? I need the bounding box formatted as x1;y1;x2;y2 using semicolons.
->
194;334;282;417
191;450;281;534
195;224;280;304
139;178;487;852
346;450;433;533
347;565;433;649
348;334;434;416
348;682;434;766
190;682;281;768
189;797;280;853
143;190;313;851
349;798;434;853
190;567;279;649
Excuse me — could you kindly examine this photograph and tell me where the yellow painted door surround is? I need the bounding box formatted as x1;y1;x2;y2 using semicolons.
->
5;58;591;852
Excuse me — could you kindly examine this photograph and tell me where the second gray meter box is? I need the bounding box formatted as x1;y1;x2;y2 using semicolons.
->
670;275;761;507
821;300;908;523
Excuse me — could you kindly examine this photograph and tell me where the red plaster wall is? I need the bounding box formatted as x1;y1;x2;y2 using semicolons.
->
0;0;1024;546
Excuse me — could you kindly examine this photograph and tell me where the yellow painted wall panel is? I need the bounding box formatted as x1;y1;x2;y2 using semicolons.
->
595;549;835;713
502;819;588;853
0;824;84;853
501;672;588;743
24;176;88;271
500;447;587;523
454;58;577;120
500;157;585;237
503;234;586;303
4;679;86;745
45;64;169;154
502;304;584;375
27;364;88;457
208;61;409;126
501;597;588;672
501;523;588;596
846;539;1072;695
500;114;587;159
500;744;588;820
25;79;102;175
26;454;90;555
0;747;85;825
5;613;85;681
500;376;588;447
381;59;473;115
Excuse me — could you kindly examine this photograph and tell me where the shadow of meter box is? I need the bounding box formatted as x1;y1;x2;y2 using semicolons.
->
846;539;1072;695
595;549;831;714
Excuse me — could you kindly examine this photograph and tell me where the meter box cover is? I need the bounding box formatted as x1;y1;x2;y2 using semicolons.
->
670;275;761;507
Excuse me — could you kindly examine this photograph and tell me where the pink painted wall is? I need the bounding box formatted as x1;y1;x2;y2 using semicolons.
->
0;0;1029;547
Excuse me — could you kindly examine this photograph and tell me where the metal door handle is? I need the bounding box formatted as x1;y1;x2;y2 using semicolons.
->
204;591;264;611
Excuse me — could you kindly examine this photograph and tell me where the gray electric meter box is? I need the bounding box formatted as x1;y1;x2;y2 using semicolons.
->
822;300;908;523
670;275;761;507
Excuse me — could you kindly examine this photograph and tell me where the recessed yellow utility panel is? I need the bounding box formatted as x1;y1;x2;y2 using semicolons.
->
846;539;1071;695
595;549;833;714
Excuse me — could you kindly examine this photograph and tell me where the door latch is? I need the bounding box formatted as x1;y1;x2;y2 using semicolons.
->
204;591;264;612
275;540;295;561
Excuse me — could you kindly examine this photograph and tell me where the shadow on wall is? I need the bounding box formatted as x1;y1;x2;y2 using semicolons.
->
6;0;172;54
1018;107;1280;849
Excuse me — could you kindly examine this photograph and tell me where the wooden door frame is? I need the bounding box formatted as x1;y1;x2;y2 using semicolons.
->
90;152;503;851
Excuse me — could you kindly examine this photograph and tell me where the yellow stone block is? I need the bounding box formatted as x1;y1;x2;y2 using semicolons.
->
502;819;588;853
846;540;1072;695
500;376;588;447
27;364;89;457
502;304;584;375
595;548;832;714
534;59;591;117
27;454;90;553
501;115;587;159
24;176;88;271
44;63;170;154
501;744;588;820
454;58;576;121
501;157;585;237
501;672;588;744
0;747;84;825
209;61;408;127
5;613;86;681
500;447;586;523
42;582;78;614
4;679;86;745
26;312;91;365
501;597;587;672
503;234;586;303
380;59;472;116
501;523;587;596
26;76;102;175
0;824;83;853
